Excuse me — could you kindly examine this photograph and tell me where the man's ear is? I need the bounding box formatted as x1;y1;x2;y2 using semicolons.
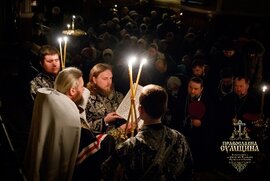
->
68;87;76;97
93;77;97;84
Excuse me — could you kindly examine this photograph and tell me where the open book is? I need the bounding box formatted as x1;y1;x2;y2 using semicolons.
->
116;85;143;120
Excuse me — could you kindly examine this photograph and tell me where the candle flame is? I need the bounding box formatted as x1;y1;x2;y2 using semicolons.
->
262;85;267;92
63;36;68;42
128;56;136;67
58;37;62;43
141;58;147;65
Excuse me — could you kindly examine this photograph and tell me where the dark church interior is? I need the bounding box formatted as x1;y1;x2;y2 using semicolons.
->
1;0;270;180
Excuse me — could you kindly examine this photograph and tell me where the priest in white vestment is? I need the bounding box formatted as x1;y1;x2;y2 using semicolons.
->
24;87;81;181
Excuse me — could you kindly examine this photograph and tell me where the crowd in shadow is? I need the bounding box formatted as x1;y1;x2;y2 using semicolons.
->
1;2;270;180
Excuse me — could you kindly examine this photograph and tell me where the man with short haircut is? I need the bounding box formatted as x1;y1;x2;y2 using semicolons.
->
177;76;215;171
218;76;260;139
30;45;61;100
101;84;193;180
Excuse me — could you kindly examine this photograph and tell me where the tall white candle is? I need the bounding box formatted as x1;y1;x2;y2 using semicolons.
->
63;36;68;68
72;15;76;30
135;58;146;94
260;85;268;117
58;37;63;69
128;56;136;96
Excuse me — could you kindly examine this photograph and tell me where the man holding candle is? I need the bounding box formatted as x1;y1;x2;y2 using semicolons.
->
101;84;193;180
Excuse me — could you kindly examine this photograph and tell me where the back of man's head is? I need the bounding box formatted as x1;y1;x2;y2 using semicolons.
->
139;84;168;119
54;67;82;94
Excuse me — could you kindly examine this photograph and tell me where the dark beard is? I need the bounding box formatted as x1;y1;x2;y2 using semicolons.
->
96;85;112;97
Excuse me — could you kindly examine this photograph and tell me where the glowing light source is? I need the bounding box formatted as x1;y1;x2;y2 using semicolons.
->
126;56;147;137
58;37;63;68
72;15;76;30
63;36;68;68
262;85;267;92
58;36;68;69
135;58;147;93
260;84;268;118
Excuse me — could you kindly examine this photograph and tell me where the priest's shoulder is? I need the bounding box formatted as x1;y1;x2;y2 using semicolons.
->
37;87;56;95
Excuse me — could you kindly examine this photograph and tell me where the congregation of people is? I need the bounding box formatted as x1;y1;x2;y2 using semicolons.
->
19;2;270;181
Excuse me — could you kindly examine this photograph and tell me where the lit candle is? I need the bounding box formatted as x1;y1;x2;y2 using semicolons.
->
126;56;137;137
67;24;70;31
58;37;63;69
128;56;136;96
113;4;118;12
262;85;267;92
260;85;268;117
134;58;146;94
72;15;76;30
63;36;68;68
